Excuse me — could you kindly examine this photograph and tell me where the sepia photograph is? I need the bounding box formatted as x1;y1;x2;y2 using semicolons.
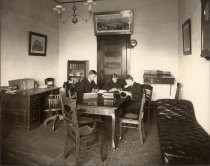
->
0;0;210;166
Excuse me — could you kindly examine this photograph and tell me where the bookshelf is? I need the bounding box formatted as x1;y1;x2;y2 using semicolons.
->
67;60;89;83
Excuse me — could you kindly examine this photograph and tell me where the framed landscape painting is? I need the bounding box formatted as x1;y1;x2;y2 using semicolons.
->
29;31;47;56
93;10;134;35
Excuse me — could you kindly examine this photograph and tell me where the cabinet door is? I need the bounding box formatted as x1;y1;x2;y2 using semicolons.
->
3;94;28;126
97;35;130;88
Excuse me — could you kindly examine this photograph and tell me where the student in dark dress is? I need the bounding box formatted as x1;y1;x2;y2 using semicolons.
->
103;73;125;91
77;70;98;103
121;75;143;114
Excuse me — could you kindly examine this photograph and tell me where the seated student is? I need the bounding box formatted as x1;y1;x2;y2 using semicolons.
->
121;75;143;114
77;70;98;103
103;73;124;91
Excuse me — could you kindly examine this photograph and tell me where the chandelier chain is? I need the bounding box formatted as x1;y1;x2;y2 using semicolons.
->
54;0;95;24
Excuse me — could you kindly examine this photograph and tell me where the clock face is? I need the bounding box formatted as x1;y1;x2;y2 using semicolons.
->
130;39;137;47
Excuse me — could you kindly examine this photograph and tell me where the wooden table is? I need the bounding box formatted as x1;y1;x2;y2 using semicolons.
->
77;95;128;149
77;104;118;149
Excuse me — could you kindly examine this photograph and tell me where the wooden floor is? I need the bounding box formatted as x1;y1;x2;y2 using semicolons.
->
1;109;161;166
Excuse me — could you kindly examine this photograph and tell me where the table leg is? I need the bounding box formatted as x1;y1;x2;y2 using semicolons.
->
111;113;116;149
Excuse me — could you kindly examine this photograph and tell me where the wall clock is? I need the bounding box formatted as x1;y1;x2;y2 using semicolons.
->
130;39;137;47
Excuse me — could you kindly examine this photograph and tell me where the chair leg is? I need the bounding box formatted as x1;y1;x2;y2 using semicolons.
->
64;131;76;159
100;135;105;161
52;114;59;131
43;115;56;126
142;121;146;139
119;121;122;140
138;123;144;144
148;108;151;130
75;145;80;166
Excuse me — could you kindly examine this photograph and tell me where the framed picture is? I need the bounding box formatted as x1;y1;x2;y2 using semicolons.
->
29;31;47;56
93;10;134;35
182;19;191;55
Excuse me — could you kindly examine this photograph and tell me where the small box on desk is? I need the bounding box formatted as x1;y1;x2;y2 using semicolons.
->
9;78;34;90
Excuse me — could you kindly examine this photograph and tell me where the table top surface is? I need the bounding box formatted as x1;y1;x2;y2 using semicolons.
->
77;93;129;109
1;87;61;96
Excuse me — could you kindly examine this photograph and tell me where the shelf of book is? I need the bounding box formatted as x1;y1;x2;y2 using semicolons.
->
67;60;89;83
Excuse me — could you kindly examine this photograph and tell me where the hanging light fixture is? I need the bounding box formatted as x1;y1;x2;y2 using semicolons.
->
53;0;97;24
84;0;96;13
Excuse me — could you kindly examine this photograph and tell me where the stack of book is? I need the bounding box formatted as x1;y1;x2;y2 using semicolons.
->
143;70;171;76
103;92;114;106
83;93;98;105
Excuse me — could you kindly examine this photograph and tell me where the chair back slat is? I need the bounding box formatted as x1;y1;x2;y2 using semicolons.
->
48;95;62;111
139;91;146;121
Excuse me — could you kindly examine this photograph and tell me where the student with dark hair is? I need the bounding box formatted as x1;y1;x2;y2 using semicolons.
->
102;73;124;91
77;70;98;103
121;74;143;114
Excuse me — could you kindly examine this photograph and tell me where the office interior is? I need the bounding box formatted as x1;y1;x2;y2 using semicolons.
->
1;0;210;165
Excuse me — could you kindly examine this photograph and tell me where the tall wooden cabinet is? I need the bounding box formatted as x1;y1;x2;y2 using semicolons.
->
97;35;131;88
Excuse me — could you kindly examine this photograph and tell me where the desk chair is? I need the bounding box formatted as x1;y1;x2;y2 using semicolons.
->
43;94;63;131
61;96;105;166
119;92;146;144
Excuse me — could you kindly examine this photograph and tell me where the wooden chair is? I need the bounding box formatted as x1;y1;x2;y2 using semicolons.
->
43;94;63;131
119;92;146;144
141;84;153;128
61;96;105;166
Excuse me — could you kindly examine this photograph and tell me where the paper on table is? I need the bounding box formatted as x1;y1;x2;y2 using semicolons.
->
97;90;107;94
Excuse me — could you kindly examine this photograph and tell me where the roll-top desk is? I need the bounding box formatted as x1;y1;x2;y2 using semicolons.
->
1;87;60;130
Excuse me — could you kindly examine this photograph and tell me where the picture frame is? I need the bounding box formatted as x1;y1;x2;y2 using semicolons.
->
93;10;134;35
29;31;47;56
182;19;191;55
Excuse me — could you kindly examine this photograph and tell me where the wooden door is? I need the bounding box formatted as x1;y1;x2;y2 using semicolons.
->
97;35;130;88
